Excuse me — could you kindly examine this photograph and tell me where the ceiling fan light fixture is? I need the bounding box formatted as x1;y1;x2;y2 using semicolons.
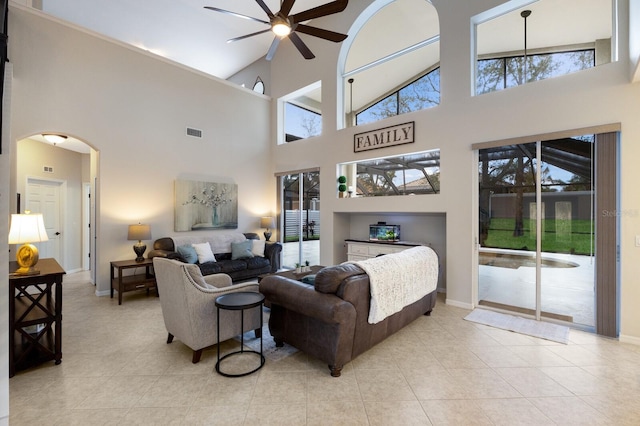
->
43;134;67;144
272;17;291;37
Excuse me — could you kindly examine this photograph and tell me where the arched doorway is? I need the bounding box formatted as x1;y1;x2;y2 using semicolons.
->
14;133;98;282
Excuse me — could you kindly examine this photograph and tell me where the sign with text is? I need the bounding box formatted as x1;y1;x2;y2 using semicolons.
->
354;122;415;153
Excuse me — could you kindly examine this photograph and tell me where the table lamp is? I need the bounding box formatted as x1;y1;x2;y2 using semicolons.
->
260;216;275;241
128;223;151;262
8;211;49;275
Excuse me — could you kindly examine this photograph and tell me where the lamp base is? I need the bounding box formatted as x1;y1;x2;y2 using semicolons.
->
263;231;272;242
11;266;41;276
13;243;41;275
133;243;147;262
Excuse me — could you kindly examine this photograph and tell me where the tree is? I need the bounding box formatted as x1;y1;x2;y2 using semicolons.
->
357;69;440;124
300;112;321;138
477;50;595;95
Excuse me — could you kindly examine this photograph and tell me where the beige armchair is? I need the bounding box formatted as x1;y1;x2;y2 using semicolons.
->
153;258;262;363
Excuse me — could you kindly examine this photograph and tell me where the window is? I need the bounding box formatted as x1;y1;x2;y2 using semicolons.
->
338;150;440;198
474;0;613;95
477;50;595;95
356;68;440;125
284;103;321;142
280;82;322;144
342;0;440;128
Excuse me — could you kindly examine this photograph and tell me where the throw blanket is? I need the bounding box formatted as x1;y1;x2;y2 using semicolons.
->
351;246;438;324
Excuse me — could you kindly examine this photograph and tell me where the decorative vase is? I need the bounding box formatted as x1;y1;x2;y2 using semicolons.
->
212;206;219;226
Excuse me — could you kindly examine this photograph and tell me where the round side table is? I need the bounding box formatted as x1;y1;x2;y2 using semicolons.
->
215;291;265;377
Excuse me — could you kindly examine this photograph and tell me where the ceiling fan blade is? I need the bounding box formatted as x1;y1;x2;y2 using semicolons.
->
228;29;272;43
295;24;347;42
289;32;315;60
279;0;296;17
265;37;281;61
290;0;348;23
254;0;275;18
204;6;269;25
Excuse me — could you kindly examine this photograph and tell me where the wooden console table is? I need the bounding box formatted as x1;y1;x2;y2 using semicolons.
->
9;258;65;378
110;258;156;305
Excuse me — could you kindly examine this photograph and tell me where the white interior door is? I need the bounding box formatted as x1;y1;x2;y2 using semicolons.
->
26;178;63;263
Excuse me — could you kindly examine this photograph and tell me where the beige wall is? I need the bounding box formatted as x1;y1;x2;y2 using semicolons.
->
8;6;274;297
269;0;640;344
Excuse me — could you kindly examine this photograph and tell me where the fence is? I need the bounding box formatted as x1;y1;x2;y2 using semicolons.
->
283;210;321;240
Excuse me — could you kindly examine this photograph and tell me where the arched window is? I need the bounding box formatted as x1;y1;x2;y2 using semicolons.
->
340;0;440;128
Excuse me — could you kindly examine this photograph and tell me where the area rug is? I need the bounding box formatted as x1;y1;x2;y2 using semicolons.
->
235;327;300;362
464;309;570;344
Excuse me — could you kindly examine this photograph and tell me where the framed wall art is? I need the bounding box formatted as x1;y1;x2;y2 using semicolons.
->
174;179;238;231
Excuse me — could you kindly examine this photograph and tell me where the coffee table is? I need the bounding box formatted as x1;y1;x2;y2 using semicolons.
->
257;265;325;283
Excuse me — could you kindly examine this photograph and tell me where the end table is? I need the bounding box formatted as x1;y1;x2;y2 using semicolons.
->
215;292;265;377
110;258;156;305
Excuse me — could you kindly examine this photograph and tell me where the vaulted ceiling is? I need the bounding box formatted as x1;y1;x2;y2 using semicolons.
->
28;0;613;153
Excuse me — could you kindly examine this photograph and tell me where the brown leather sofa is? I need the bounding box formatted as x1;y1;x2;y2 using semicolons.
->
259;263;437;377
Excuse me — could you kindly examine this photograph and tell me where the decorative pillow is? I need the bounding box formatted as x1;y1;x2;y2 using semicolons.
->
300;274;316;285
192;242;216;264
251;240;266;257
176;244;198;264
231;240;254;260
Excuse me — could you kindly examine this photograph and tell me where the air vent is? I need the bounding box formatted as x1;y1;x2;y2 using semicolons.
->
43;166;54;173
186;127;202;138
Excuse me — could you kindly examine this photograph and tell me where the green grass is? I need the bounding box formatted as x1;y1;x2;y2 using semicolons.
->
483;218;594;255
284;235;320;243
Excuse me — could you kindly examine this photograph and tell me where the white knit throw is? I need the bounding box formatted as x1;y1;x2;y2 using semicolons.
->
351;246;438;324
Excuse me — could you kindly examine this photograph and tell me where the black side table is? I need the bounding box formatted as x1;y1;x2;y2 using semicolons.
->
215;292;265;377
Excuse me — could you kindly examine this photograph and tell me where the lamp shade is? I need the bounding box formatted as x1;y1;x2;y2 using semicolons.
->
8;213;49;244
260;216;275;229
127;224;151;241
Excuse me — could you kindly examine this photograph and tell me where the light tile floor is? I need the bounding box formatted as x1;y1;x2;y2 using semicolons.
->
9;270;640;425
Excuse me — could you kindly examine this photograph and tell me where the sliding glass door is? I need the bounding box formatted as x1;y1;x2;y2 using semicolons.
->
478;136;597;328
278;171;320;269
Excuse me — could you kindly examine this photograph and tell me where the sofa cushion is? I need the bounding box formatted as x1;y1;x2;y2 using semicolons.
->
217;259;251;274
245;256;271;270
198;261;223;276
301;274;316;285
177;244;198;264
192;242;216;263
315;263;366;294
231;240;254;260
251;240;266;257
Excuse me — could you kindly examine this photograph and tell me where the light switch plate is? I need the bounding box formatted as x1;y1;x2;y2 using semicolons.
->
636;235;640;247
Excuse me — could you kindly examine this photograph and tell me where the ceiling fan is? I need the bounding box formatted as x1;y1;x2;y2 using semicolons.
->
205;0;349;61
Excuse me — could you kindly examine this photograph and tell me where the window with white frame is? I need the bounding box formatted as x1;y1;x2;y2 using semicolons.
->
342;0;440;128
474;0;614;95
281;82;322;144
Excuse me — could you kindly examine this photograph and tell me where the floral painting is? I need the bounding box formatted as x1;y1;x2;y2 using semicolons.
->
174;180;238;231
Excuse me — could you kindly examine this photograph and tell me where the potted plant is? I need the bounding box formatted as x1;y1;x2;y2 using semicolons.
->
338;176;347;198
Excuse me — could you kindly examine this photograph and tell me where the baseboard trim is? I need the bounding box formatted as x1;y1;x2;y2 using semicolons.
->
619;333;640;346
96;289;110;297
445;298;473;310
